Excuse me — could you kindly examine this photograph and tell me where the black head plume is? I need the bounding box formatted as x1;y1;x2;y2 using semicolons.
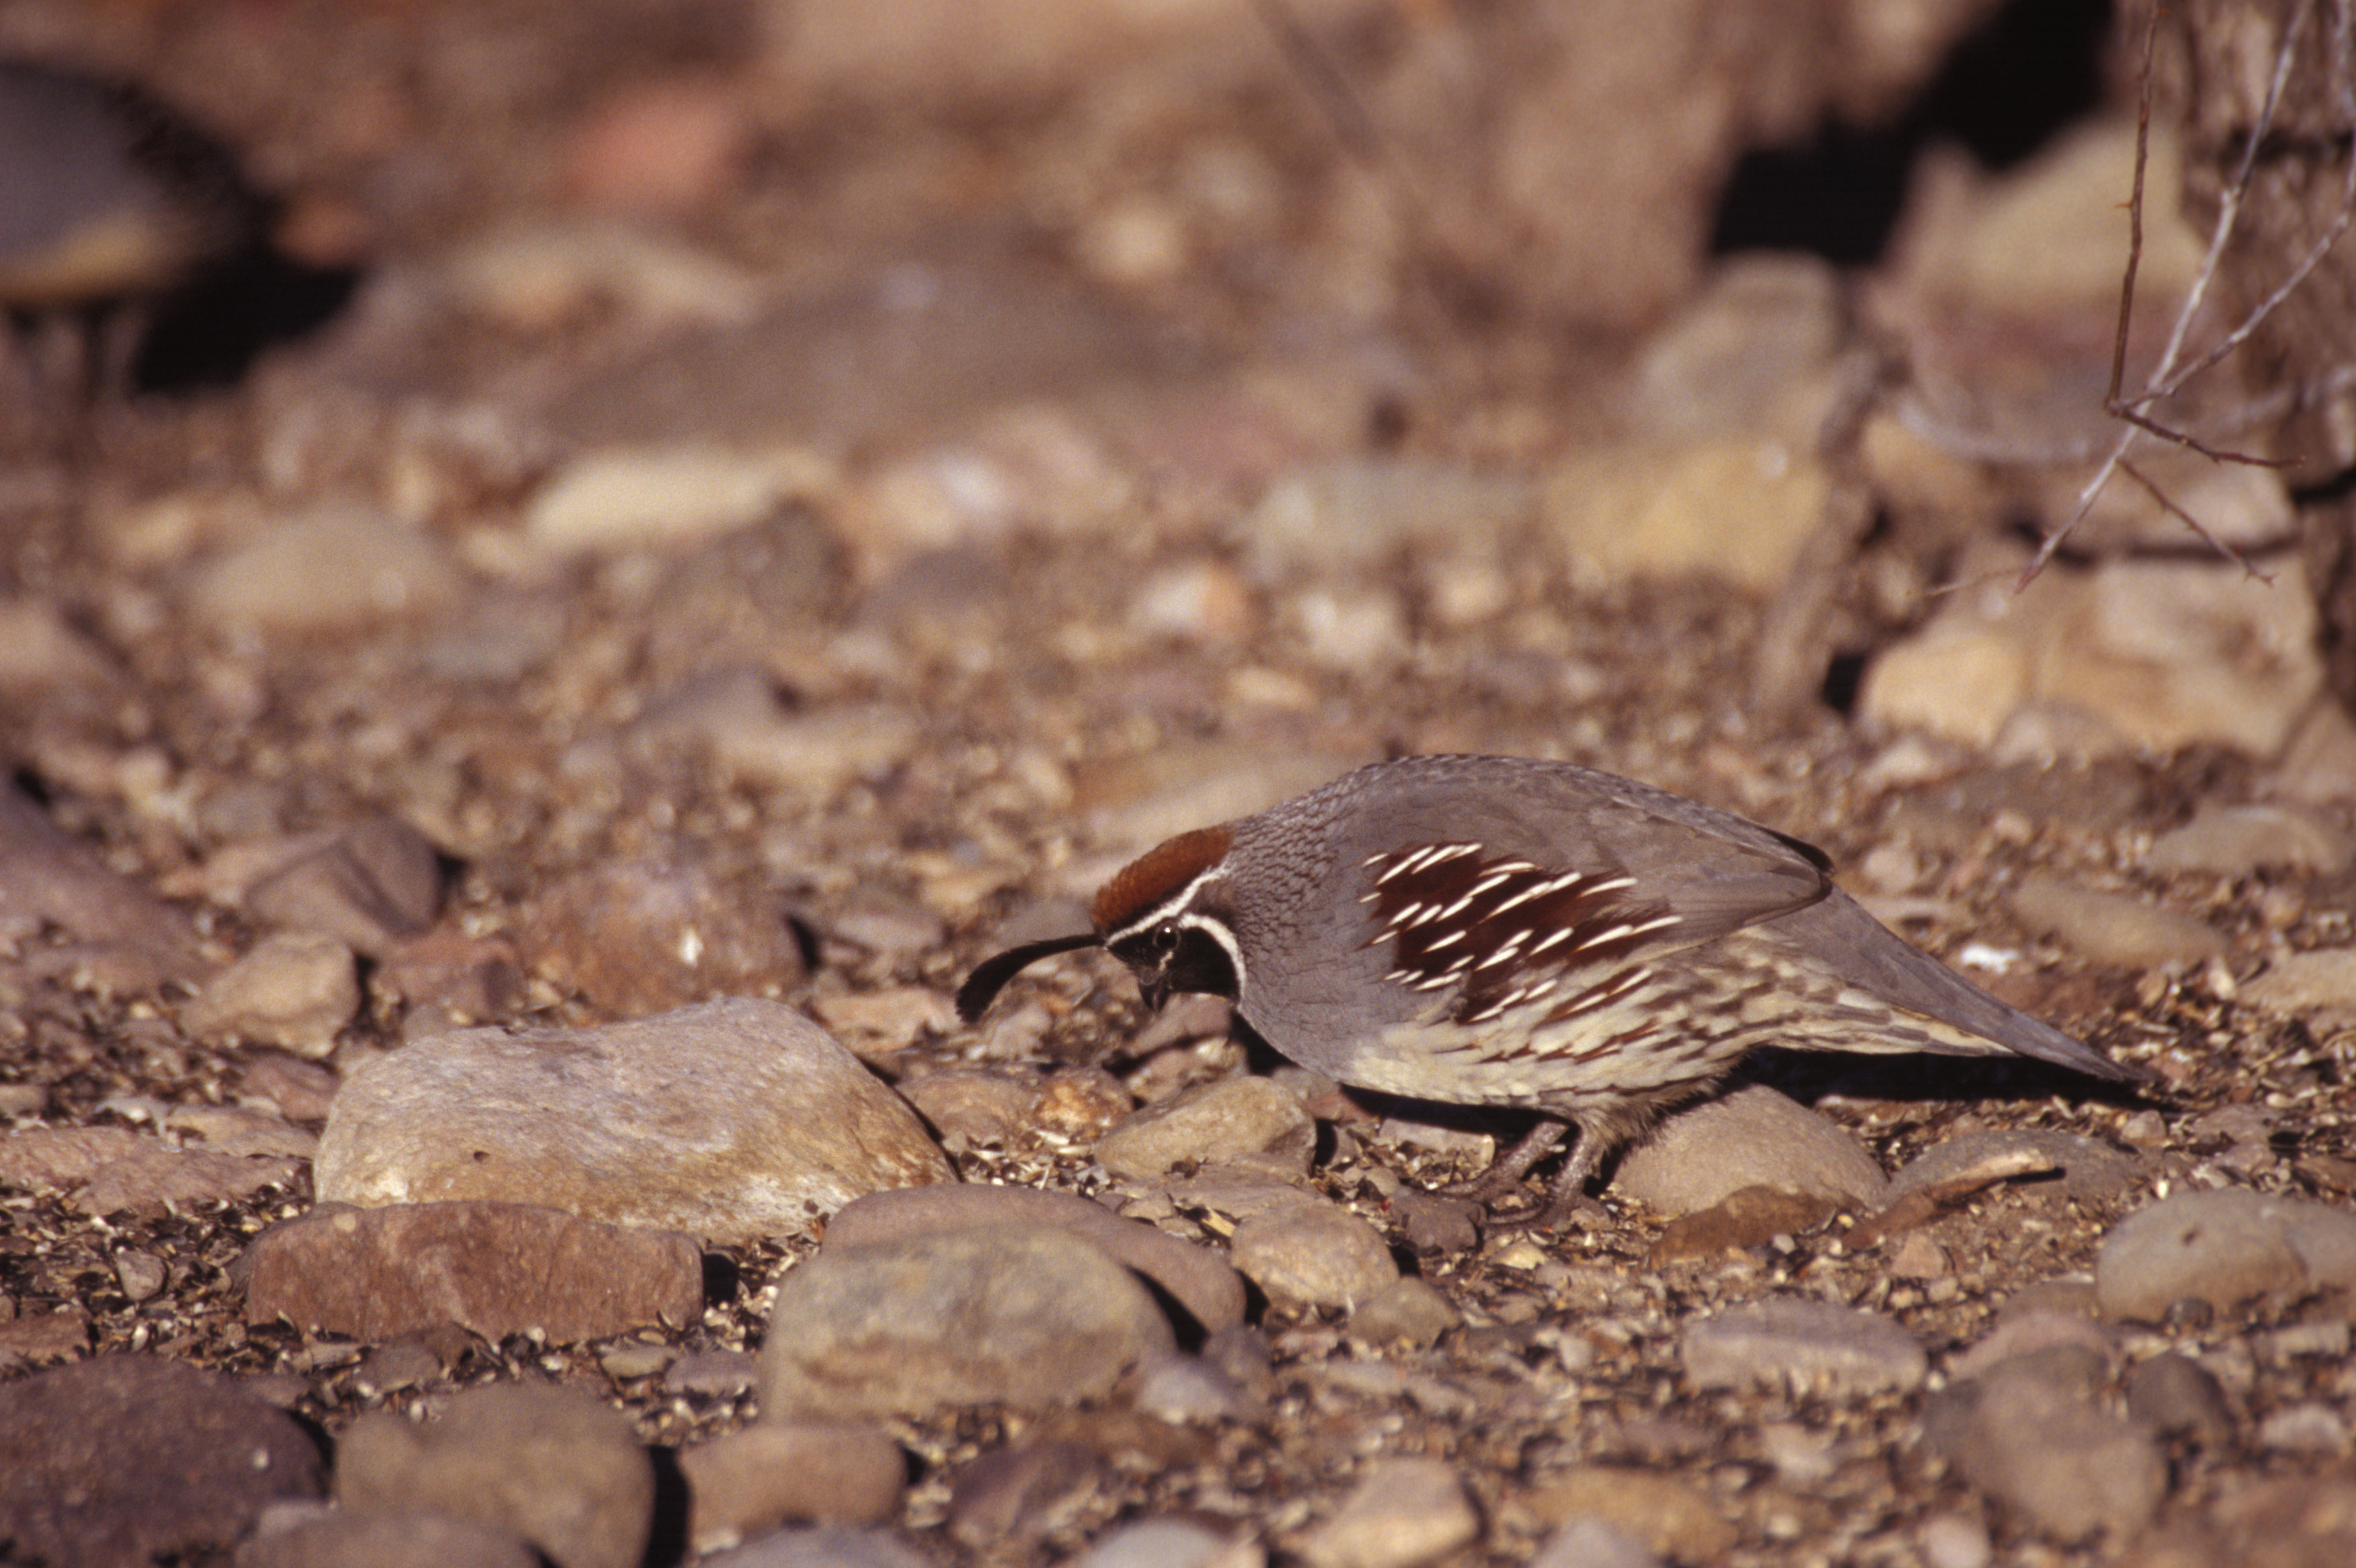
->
954;932;1101;1024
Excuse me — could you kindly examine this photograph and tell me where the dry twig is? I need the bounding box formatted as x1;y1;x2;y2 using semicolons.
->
2019;0;2356;589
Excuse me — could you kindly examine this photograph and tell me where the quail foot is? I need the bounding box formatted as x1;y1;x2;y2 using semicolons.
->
960;754;2139;1217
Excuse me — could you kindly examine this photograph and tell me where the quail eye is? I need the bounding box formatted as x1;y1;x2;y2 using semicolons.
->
1149;924;1179;956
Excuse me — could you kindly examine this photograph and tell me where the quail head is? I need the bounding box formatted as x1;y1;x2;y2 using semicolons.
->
959;754;2137;1213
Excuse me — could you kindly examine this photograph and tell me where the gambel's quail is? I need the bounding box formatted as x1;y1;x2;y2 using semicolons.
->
960;755;2136;1212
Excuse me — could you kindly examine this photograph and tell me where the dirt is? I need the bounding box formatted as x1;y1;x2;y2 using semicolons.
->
3;2;2355;1565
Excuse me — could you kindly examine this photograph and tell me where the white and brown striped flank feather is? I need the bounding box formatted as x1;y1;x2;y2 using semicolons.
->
1357;843;1681;1030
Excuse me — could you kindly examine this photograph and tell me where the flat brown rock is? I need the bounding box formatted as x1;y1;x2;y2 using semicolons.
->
246;814;444;957
337;1383;652;1568
519;861;806;1014
0;1355;326;1568
0;1125;305;1217
0;783;207;988
240;1200;703;1344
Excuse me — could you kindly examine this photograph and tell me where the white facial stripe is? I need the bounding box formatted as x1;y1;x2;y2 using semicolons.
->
1103;862;1228;943
1173;911;1247;998
1104;861;1249;1000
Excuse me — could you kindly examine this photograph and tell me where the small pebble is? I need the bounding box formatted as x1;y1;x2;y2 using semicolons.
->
1527;1517;1659;1568
1917;1513;1992;1568
2256;1402;2351;1455
1131;1348;1262;1425
600;1343;677;1382
2122;1353;2234;1444
113;1250;167;1302
666;1349;761;1399
1094;1075;1313;1180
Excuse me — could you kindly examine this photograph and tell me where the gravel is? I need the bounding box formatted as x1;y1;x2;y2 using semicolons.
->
2;7;2353;1567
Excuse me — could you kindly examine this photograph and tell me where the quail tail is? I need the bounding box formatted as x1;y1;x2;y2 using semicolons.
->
1779;894;2143;1083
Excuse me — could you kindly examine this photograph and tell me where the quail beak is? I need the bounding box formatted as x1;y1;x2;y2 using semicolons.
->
1139;974;1171;1013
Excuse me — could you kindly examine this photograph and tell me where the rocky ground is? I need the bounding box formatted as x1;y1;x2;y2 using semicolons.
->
4;2;2356;1566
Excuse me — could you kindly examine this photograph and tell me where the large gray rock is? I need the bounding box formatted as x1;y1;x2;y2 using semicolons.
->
1616;1085;1889;1214
1293;1458;1480;1568
1229;1200;1399;1311
337;1383;652;1568
0;1356;326;1568
760;1225;1174;1418
316;998;950;1243
1926;1352;2167;1541
680;1421;905;1553
2096;1187;2356;1322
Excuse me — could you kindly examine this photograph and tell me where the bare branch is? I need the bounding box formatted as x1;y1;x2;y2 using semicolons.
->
2020;0;2348;589
2106;401;2289;467
2118;457;2277;582
2105;4;2160;413
2134;0;2356;404
2134;0;2318;397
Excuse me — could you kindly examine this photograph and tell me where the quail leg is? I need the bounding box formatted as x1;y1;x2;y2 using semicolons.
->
1441;1116;1568;1206
1439;1114;1610;1228
1535;1131;1608;1223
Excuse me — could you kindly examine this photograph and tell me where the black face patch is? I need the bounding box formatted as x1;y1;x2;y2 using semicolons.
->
1108;921;1239;1008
